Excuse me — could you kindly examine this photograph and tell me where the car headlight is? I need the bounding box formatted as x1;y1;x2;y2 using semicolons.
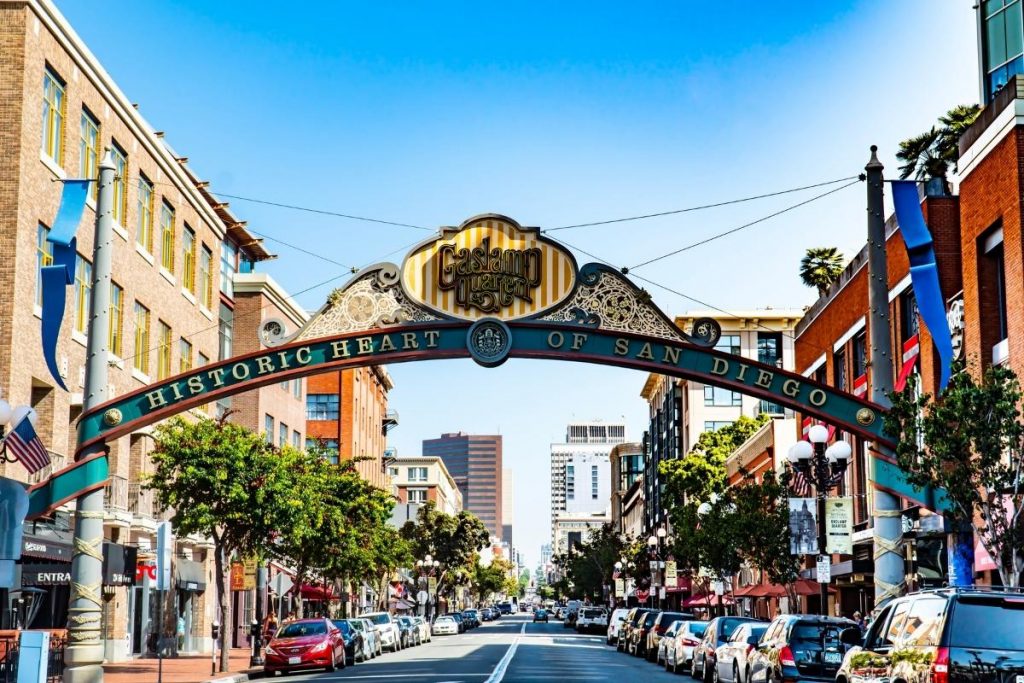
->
310;640;330;653
265;646;278;656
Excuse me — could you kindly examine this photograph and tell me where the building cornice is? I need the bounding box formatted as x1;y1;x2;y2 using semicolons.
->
232;273;308;328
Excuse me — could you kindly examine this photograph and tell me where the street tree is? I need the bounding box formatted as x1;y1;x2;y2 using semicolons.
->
147;415;302;672
886;365;1024;588
800;247;845;297
551;523;635;602
400;503;490;606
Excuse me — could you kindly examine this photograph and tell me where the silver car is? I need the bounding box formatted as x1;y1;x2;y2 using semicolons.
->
349;618;382;659
664;620;709;674
413;616;431;643
713;622;769;683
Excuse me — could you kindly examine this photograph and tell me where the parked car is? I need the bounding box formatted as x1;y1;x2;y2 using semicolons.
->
264;618;346;675
412;616;431;643
835;587;1024;683
656;619;685;668
713;622;769;683
396;616;420;647
747;615;856;683
432;615;459;636
480;608;495;621
497;602;513;614
576;607;609;634
534;608;550;623
360;611;402;652
563;609;579;629
665;619;709;674
648;611;693;662
607;607;631;645
618;608;653;653
348;618;381;659
445;612;467;633
330;619;366;665
462;609;480;628
628;609;661;658
693;617;762;683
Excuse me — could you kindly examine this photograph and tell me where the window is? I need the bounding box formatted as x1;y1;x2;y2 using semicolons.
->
159;202;175;272
218;303;232;360
109;282;124;357
591;464;599;499
704;385;742;406
757;332;782;367
132;302;150;373
278;423;288;448
408;489;428;504
833;348;847;390
704;421;733;432
883;599;912;647
156;321;172;380
292;430;300;448
306;394;339;420
73;255;92;333
35;225;53;308
899;291;919;344
111;144;127;227
220;240;237;297
79;109;100;199
307;438;340;464
566;464;575;500
988;242;1009;342
136;175;154;252
179;339;192;374
714;334;741;355
181;225;196;293
199;244;214;308
41;68;65;164
852;332;867;379
982;0;1024;101
264;414;274;444
293;378;301;399
900;598;946;647
408;467;428;482
949;596;1024;650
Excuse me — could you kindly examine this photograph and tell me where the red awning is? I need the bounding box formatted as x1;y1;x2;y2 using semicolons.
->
296;584;336;601
683;593;735;608
735;580;835;598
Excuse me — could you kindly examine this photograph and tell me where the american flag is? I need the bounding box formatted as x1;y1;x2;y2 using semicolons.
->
3;417;50;473
789;467;813;497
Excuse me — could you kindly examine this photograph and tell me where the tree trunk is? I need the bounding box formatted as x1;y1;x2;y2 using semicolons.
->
295;564;306;619
214;542;230;673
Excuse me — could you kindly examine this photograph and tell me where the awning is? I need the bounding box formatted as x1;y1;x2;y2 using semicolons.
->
21;563;71;586
102;543;138;586
682;593;735;608
297;584;336;601
21;532;73;562
175;558;206;592
390;599;414;610
735;579;836;598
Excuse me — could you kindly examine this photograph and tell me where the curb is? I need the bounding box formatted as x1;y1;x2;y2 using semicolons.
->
202;670;265;683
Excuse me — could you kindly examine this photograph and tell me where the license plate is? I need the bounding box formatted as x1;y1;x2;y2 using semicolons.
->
1016;676;1023;683
824;651;843;664
287;656;301;665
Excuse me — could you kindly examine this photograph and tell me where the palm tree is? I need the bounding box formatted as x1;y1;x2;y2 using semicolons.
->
800;247;845;297
896;104;981;183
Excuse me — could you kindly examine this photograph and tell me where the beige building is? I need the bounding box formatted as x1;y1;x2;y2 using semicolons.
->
0;0;304;660
389;456;463;516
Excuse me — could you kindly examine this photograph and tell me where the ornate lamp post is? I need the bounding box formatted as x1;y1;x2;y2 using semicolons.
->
647;527;668;609
415;556;440;621
787;424;853;615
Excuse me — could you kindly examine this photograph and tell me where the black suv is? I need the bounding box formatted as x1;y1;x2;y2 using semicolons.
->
836;587;1024;683
747;614;858;683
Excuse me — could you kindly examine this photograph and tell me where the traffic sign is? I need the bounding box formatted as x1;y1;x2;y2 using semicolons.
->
816;556;831;583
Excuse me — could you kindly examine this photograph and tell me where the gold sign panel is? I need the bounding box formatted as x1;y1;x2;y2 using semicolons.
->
401;214;577;321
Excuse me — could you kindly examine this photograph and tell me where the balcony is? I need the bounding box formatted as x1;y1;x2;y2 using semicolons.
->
26;450;67;485
129;481;155;519
382;409;399;435
104;475;129;512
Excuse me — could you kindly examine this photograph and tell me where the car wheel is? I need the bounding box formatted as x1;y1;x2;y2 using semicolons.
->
327;651;337;672
712;662;720;683
705;659;715;683
734;664;741;683
692;656;703;680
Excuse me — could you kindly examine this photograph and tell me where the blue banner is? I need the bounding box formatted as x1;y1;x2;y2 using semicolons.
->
891;180;955;391
41;179;90;391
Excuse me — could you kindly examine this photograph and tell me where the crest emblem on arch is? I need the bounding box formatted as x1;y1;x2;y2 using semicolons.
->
400;214;578;321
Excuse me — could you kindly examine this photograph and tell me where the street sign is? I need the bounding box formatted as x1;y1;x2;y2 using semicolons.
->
712;580;725;596
155;521;172;592
665;561;677;584
816;556;831;583
271;572;293;595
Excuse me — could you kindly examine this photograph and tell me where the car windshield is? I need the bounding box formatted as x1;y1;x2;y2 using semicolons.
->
364;614;390;625
630;610;649;625
436;617;454;624
949;597;1024;650
349;620;365;631
398;617;412;626
660;612;686;625
277;621;327;638
330;620;352;635
643;612;659;627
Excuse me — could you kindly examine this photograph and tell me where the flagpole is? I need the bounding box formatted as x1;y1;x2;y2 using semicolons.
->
64;150;115;683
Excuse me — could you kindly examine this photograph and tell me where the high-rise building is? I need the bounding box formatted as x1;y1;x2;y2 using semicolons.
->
422;432;503;539
549;421;625;546
501;467;514;546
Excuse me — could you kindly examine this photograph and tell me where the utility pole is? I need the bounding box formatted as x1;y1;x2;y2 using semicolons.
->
865;146;904;608
65;150;115;683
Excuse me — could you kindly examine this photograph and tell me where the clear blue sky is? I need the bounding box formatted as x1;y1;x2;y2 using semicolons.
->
60;1;978;570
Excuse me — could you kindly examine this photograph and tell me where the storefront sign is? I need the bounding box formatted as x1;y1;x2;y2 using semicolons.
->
136;562;157;582
22;563;71;585
230;562;245;591
825;498;853;555
243;557;257;590
21;535;73;562
102;542;138;586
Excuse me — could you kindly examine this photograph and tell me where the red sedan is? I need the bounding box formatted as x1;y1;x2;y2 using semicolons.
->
264;618;346;674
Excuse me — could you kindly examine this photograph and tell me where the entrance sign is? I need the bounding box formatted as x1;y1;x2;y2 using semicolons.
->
28;213;903;521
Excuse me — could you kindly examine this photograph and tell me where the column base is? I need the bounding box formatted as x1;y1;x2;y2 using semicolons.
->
62;662;105;683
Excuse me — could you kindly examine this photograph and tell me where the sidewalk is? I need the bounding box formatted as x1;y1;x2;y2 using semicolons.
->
103;648;263;683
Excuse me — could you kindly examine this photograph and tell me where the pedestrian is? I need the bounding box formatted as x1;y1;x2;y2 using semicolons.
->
853;611;865;630
176;615;186;650
263;613;279;642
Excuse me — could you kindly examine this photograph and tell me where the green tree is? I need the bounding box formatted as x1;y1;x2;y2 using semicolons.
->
400;503;490;606
551;524;635;602
896;104;981;185
147;415;301;672
799;247;845;297
886;365;1024;588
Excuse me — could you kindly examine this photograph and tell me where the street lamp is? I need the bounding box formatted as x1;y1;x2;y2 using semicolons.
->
787;425;853;615
416;556;441;621
648;528;669;609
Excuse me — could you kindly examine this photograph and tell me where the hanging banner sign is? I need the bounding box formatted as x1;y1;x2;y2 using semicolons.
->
243;557;258;590
665;561;677;584
825;498;853;555
614;578;624;596
427;576;437;594
789;498;818;555
230;562;245;591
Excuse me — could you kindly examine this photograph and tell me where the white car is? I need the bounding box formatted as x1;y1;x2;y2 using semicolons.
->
360;611;401;652
432;616;459;636
413;616;431;643
664;619;709;674
606;607;631;645
575;607;608;633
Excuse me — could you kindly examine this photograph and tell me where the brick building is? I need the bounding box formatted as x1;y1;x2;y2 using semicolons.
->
0;0;305;660
305;366;395;491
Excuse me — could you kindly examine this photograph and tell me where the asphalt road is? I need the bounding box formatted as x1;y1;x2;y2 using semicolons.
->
274;613;684;682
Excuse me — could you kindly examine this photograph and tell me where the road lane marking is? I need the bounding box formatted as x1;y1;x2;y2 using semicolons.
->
483;622;526;683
